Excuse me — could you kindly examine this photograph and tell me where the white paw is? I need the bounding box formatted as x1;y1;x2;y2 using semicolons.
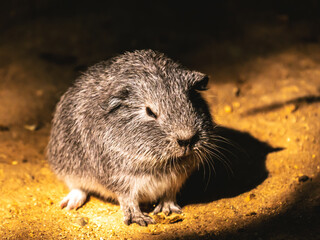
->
60;189;87;210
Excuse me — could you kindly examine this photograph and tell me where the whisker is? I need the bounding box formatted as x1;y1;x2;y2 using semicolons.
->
210;133;250;159
200;142;234;178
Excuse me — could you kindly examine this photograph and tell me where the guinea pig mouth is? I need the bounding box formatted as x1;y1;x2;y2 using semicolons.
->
175;147;194;158
169;152;196;166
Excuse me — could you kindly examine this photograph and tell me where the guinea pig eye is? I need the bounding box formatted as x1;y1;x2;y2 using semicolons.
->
146;107;157;119
193;76;209;91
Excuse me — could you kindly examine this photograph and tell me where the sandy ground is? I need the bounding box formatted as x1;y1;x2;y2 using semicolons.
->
0;2;319;239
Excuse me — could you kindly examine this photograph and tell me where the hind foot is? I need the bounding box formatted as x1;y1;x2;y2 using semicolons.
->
118;197;155;226
60;189;87;210
153;200;182;216
123;208;155;226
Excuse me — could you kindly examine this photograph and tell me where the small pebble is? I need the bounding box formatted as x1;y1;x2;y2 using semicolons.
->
245;193;256;202
0;125;9;131
224;105;233;113
148;226;162;235
24;124;38;131
232;101;241;108
45;199;54;205
233;87;241;97
298;175;310;183
75;217;89;227
246;212;257;216
285;104;298;113
153;213;184;224
167;214;184;224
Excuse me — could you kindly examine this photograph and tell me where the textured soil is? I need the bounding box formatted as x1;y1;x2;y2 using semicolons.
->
0;1;319;239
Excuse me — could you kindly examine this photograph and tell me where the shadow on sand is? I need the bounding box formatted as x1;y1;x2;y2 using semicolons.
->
179;126;283;205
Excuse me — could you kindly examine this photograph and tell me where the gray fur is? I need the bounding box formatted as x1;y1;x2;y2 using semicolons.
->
47;49;215;226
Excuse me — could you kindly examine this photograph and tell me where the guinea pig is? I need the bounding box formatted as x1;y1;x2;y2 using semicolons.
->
47;49;215;226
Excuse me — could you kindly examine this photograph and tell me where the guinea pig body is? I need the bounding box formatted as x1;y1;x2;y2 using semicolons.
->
47;49;215;226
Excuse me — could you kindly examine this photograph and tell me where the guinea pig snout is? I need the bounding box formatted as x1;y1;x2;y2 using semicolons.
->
175;131;199;156
177;132;199;149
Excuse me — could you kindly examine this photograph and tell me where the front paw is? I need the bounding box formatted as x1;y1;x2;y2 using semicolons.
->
60;189;87;210
153;201;182;216
123;209;155;226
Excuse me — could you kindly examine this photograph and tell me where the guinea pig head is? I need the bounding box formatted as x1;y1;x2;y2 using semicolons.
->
98;51;214;170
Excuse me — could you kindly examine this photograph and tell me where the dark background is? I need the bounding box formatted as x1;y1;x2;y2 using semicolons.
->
1;0;320;71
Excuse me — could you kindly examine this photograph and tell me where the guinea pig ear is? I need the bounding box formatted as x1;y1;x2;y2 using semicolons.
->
192;73;209;91
99;87;130;114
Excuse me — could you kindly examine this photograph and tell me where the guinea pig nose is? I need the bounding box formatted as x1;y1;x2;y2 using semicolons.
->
177;139;190;148
177;133;199;148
